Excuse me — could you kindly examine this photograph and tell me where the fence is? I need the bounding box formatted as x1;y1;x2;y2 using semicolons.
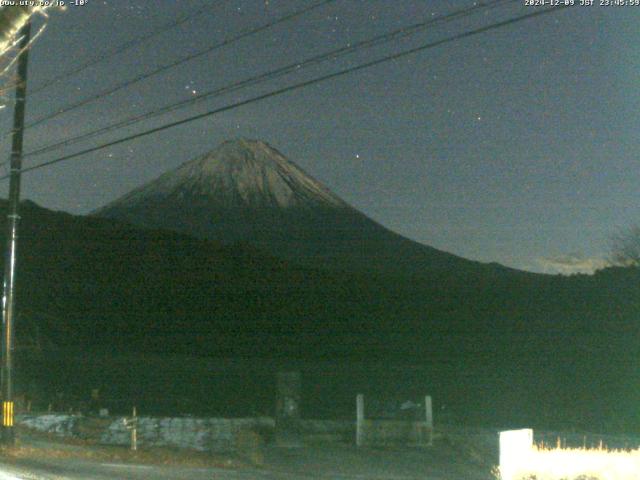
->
499;428;640;480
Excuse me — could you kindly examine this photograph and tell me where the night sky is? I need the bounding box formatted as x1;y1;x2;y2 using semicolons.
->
0;0;636;274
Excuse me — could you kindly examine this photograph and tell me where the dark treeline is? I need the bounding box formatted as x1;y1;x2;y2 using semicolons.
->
5;200;639;432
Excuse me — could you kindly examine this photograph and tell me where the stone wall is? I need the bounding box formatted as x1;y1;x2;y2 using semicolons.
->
17;414;353;452
18;414;273;452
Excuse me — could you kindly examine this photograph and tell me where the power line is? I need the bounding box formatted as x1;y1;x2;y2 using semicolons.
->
24;0;513;159
21;0;337;132
3;5;569;181
16;4;567;176
28;1;222;97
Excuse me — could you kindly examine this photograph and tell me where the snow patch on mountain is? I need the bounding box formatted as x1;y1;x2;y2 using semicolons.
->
101;139;348;211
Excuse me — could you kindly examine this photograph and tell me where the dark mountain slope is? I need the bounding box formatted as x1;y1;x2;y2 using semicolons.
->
94;139;516;276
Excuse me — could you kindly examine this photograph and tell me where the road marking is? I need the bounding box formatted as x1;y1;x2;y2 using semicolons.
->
0;468;48;480
100;463;152;469
0;472;21;480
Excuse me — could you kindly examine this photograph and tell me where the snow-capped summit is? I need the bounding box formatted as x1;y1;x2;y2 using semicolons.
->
101;139;348;211
95;139;489;274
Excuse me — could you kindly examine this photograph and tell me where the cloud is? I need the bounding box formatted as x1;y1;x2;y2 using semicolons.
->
536;253;608;275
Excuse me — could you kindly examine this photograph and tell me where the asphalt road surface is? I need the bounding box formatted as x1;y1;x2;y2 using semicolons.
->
0;442;496;480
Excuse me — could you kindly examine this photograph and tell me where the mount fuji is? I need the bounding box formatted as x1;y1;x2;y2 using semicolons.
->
94;139;505;275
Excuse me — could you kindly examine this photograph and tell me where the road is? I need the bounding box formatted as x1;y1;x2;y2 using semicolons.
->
0;426;501;480
0;459;277;480
0;442;496;480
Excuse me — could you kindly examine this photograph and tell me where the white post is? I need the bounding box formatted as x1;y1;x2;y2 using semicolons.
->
424;395;433;446
499;429;533;480
356;394;364;447
131;406;137;451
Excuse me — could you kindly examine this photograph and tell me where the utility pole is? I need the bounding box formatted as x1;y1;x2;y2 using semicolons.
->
1;21;31;445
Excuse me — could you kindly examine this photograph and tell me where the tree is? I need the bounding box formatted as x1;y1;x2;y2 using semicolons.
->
609;225;640;267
